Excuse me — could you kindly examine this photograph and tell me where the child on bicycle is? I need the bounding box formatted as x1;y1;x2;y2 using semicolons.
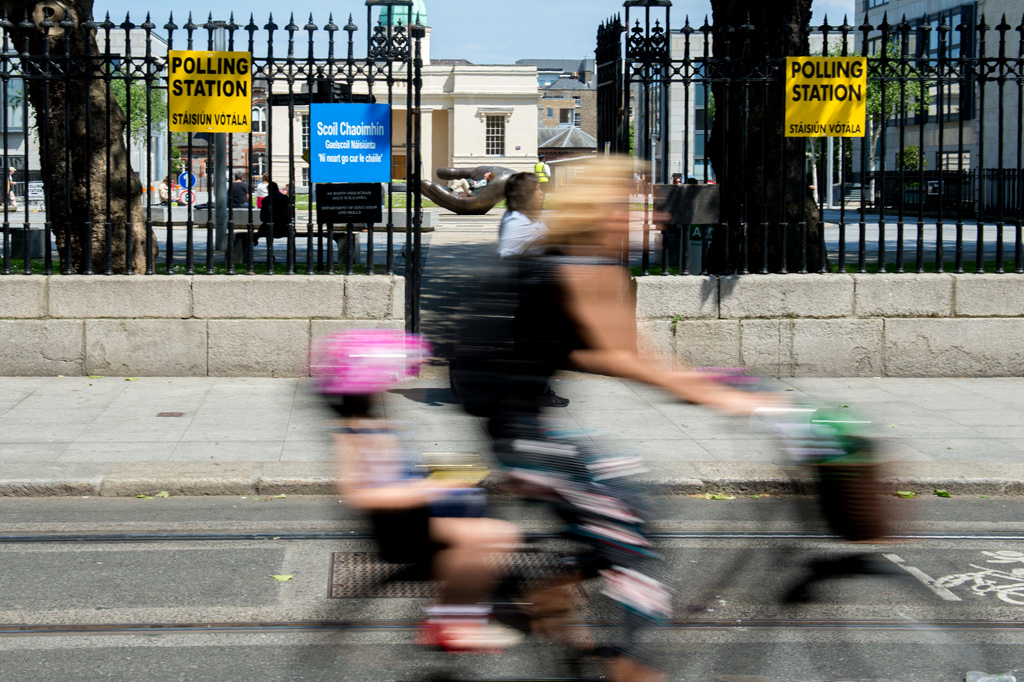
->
311;329;523;652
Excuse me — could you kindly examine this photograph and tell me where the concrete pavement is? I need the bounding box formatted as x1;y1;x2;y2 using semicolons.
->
1;373;1023;497
2;213;1023;498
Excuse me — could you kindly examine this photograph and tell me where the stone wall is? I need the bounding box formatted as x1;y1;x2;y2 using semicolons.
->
0;276;405;377
636;274;1024;377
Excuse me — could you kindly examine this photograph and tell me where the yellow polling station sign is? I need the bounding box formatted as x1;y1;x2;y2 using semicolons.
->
785;57;867;137
168;50;251;133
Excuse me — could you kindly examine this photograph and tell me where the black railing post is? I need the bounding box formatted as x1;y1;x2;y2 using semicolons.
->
995;15;1011;273
975;14;990;273
0;13;10;275
410;17;425;334
1016;13;1024;273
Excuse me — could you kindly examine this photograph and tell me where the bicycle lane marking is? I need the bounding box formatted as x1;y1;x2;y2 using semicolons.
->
883;553;963;601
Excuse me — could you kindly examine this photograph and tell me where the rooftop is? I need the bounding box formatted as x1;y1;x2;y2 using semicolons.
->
543;78;593;91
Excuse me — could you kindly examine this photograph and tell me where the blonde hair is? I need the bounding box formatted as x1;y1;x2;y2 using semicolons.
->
544;155;636;249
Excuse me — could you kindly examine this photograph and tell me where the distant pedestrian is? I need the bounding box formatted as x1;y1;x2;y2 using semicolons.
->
496;171;569;408
448;172;493;197
229;173;250;208
497;172;548;259
533;155;551;195
257;181;291;244
255;173;270;208
158;176;170;205
6;167;17;211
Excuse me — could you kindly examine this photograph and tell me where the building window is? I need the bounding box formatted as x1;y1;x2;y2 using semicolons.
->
251;106;266;133
301;112;310;152
692;159;709;182
559;109;572;125
485;114;505;156
302;167;310;188
546;107;554;118
2;78;24;130
938;151;970;171
917;5;976;122
250;151;266;178
868;0;887;7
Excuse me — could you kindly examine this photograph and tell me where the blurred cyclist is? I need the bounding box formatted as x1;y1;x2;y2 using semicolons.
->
311;329;522;652
480;156;770;682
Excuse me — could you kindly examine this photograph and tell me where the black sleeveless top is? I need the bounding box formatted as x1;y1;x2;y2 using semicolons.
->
514;254;618;378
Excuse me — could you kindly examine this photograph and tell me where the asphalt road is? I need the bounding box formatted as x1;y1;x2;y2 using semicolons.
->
3;496;1024;681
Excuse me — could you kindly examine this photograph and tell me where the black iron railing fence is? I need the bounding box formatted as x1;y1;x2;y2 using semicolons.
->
599;4;1024;275
0;3;424;293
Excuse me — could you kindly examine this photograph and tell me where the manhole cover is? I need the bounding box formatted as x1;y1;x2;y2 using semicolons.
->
329;551;580;599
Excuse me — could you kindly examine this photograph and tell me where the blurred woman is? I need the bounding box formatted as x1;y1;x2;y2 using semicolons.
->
488;156;767;682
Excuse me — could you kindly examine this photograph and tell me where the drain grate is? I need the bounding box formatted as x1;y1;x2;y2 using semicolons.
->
329;551;577;599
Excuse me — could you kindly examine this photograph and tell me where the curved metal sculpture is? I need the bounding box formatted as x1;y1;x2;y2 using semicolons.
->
421;166;516;215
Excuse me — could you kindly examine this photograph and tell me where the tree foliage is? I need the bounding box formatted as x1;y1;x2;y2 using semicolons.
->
0;0;156;273
895;144;926;171
865;39;930;171
109;76;167;143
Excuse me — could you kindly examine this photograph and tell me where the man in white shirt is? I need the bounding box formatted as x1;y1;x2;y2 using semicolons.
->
497;172;568;407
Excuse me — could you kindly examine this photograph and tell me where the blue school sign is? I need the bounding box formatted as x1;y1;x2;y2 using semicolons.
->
310;103;391;183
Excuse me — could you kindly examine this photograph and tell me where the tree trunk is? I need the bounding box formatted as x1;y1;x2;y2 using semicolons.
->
707;0;823;273
0;0;156;273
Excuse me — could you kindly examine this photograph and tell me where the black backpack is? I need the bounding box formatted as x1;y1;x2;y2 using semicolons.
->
448;257;546;417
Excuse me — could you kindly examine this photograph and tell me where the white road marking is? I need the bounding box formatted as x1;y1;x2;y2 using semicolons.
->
884;553;962;601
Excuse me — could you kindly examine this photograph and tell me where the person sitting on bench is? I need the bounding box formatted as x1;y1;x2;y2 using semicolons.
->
449;172;494;196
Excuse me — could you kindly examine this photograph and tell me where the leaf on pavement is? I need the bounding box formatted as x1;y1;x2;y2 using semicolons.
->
126;377;139;381
934;489;952;498
269;575;293;582
136;494;153;499
895;490;916;499
705;493;736;500
155;490;170;498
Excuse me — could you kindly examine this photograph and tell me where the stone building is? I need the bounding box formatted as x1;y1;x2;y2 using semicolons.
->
266;0;540;191
855;0;1023;174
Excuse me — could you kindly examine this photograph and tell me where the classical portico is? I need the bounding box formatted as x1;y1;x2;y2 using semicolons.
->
268;0;539;187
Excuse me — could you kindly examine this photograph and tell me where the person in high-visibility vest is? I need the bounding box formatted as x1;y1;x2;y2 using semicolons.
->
533;155;551;194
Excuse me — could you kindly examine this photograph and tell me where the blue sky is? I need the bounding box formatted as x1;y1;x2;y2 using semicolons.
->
94;0;857;64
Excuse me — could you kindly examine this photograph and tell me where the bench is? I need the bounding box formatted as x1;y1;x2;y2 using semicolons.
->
229;224;360;267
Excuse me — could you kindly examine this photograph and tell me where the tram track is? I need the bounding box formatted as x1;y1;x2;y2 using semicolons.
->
1;530;1023;544
5;617;1024;637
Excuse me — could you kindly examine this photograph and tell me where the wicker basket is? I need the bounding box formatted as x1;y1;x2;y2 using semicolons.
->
812;461;890;542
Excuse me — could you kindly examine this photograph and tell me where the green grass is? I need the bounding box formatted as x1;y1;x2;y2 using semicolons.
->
159;262;371;275
2;259;371;275
837;259;1021;274
630;259;1023;277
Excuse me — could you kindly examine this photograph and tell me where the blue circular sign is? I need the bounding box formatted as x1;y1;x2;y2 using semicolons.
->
177;172;197;189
